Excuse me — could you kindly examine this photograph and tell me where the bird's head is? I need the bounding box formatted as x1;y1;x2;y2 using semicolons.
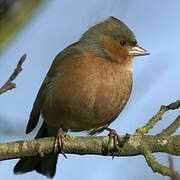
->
81;16;149;63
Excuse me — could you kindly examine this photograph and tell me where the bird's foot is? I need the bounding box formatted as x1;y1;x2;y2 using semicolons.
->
53;127;67;159
105;127;122;150
105;127;130;155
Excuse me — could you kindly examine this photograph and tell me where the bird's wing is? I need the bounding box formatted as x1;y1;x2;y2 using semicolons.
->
25;74;51;134
26;42;82;134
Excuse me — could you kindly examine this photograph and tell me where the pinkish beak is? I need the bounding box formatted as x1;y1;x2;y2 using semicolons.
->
129;45;150;57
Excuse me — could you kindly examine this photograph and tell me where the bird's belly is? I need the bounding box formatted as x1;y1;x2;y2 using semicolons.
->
42;63;132;132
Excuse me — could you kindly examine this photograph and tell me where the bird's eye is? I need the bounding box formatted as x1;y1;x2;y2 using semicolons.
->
120;40;126;46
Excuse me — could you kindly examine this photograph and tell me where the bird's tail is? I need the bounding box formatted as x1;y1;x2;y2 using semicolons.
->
14;123;58;178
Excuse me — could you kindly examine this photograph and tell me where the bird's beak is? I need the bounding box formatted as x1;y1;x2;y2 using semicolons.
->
128;45;150;57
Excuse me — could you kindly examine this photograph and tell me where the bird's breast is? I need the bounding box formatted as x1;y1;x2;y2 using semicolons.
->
43;54;132;131
93;62;132;125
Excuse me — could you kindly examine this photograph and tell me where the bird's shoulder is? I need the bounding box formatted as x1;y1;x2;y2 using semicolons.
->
47;42;83;76
43;40;117;87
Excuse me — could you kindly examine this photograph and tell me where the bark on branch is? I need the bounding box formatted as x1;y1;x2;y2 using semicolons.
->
0;134;179;160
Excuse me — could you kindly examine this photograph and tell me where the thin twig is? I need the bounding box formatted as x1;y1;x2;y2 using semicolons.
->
143;148;179;177
0;54;26;95
135;100;180;135
157;115;180;137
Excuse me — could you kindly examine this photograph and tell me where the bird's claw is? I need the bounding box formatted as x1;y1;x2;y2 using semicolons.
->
105;128;121;152
105;128;130;157
53;127;67;159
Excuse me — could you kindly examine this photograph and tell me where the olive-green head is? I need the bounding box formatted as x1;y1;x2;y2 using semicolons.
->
81;16;149;59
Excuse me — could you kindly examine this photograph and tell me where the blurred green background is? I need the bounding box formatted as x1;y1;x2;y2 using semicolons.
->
0;0;44;49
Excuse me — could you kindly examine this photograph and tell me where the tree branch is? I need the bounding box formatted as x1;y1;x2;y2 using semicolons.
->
0;98;179;178
0;54;26;95
0;134;179;160
157;115;180;137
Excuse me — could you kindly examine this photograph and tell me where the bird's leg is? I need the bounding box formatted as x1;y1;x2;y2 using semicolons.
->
105;127;121;148
105;127;130;152
53;127;67;159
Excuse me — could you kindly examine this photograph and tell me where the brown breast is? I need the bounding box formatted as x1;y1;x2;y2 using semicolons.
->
42;52;132;132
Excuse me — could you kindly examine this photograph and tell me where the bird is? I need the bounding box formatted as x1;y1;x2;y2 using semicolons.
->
14;16;149;178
